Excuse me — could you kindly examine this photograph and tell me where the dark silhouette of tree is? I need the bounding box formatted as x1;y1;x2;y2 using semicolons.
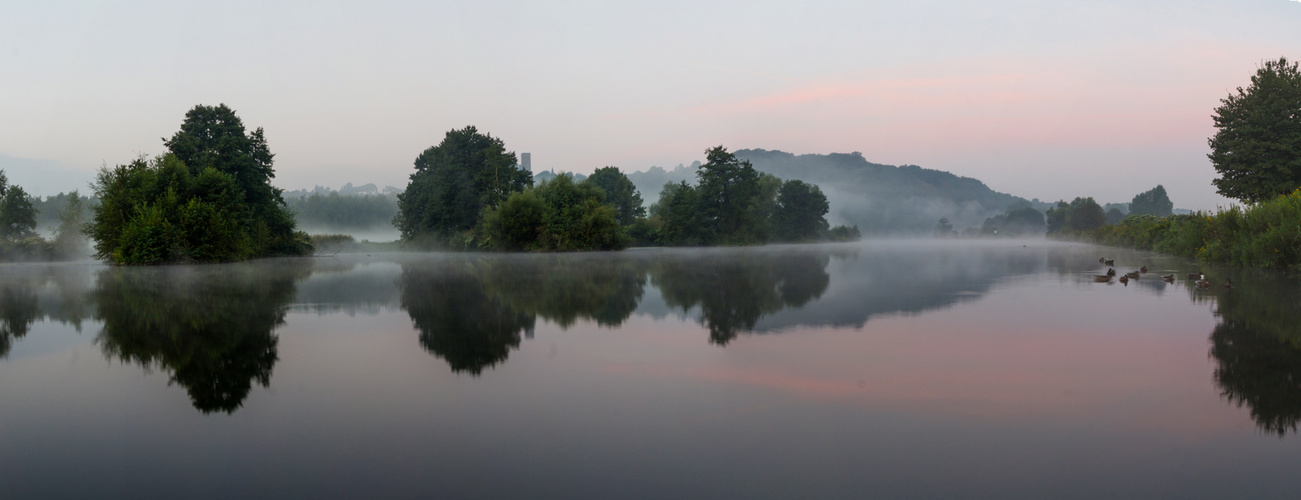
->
163;104;302;256
395;126;530;246
1045;197;1105;234
1129;185;1173;216
586;167;646;226
653;251;830;344
94;261;307;413
1211;319;1301;436
772;180;830;242
695;146;764;244
1209;57;1301;204
399;262;533;375
0;283;39;358
0;184;37;241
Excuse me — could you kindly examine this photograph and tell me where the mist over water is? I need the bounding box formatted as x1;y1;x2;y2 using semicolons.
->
2;240;1301;498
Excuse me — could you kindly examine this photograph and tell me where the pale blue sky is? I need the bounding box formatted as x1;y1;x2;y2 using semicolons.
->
2;0;1299;209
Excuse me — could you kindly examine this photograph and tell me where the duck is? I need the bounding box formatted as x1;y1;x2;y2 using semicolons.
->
1161;274;1175;282
1188;272;1203;280
1195;279;1211;289
1119;275;1129;285
1099;257;1106;264
1126;271;1141;279
1106;268;1116;277
1094;274;1113;282
1103;258;1115;266
1139;266;1148;274
1224;278;1233;289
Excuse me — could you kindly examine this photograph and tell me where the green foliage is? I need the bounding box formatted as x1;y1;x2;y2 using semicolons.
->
88;154;307;264
0;184;37;241
88;104;308;264
1209;57;1301;204
586;167;646;226
1085;189;1301;272
1129;185;1173;216
480;175;629;251
1045;197;1105;235
652;147;836;246
1105;207;1126;225
651;180;705;246
163;104;300;253
695;146;765;245
772;180;830;242
395;126;530;245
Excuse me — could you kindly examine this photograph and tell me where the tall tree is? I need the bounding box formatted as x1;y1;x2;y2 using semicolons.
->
696;146;762;244
1129;185;1174;216
772;179;830;242
1209;57;1301;204
395;126;530;244
162;104;301;254
0;185;37;241
586;167;645;225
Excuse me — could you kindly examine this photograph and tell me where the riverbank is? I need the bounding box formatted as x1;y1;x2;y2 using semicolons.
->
1066;189;1301;274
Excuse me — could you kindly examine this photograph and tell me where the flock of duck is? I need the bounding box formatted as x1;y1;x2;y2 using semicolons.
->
1093;257;1230;289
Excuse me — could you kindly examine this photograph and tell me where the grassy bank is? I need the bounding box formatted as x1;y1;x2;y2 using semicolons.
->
1077;189;1301;273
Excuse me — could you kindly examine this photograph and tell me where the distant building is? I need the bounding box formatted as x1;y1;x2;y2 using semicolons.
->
521;152;531;172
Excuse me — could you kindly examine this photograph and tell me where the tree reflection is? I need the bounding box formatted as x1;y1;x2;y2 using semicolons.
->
653;251;830;344
1211;319;1301;436
94;261;308;414
480;255;648;328
1199;268;1301;436
399;260;534;375
0;283;39;357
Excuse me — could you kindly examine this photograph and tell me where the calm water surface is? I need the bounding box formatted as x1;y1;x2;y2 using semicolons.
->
2;240;1300;499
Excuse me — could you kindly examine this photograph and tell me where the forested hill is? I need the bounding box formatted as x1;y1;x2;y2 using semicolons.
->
732;149;1030;234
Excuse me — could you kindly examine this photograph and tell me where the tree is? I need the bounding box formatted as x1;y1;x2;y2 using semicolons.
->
1068;197;1106;232
934;218;954;236
772;179;830;241
395;126;530;244
1209;57;1301;204
652;181;704;246
586;167;645;226
51;191;86;257
696;146;763;244
163;104;302;254
479;175;629;252
1105;207;1126;225
1129;185;1173;216
1045;197;1105;234
0;185;37;241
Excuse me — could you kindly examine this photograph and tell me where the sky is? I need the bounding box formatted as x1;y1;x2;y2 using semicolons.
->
2;0;1299;210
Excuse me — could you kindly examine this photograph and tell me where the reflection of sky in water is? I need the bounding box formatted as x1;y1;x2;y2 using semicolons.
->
2;241;1301;499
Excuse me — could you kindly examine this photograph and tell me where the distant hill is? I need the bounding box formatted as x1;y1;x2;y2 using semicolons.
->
625;162;698;204
621;150;1032;234
732;149;1031;233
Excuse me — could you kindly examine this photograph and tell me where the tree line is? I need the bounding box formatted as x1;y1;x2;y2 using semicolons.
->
395;126;858;252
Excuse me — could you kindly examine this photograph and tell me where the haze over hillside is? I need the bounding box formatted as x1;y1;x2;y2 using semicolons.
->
622;150;1032;234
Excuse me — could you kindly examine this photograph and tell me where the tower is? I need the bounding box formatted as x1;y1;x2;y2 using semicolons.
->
521;152;532;172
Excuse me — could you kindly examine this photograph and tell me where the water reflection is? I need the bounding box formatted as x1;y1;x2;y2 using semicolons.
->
1197;268;1301;436
0;283;39;357
399;260;534;375
653;250;831;344
0;265;95;357
93;260;310;413
5;241;1301;436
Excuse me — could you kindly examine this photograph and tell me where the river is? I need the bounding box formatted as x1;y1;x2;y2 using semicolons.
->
1;239;1299;499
